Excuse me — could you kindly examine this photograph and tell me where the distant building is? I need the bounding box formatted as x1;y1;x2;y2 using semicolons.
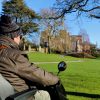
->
83;42;91;53
40;29;91;53
70;35;83;52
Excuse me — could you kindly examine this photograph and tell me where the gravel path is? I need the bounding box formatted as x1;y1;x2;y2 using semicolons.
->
33;60;83;64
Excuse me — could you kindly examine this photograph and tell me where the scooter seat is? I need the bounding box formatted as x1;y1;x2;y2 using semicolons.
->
0;74;15;100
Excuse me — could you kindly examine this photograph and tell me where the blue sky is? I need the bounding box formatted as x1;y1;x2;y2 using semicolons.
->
0;0;100;47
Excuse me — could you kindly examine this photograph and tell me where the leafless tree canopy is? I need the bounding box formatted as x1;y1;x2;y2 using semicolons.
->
52;0;100;19
40;9;63;35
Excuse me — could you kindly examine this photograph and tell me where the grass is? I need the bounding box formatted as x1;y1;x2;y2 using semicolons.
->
28;52;82;62
28;52;100;100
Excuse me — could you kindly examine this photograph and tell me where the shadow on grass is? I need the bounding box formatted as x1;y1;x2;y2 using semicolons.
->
66;91;100;98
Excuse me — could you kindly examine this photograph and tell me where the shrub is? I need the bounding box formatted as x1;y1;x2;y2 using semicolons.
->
67;52;96;58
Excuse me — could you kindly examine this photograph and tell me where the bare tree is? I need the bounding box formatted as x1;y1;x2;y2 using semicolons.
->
52;0;100;19
79;29;90;54
40;8;63;53
79;29;90;44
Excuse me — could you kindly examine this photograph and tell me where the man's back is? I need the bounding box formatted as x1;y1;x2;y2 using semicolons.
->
0;36;29;92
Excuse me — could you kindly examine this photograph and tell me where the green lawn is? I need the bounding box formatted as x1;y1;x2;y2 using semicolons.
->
28;52;100;100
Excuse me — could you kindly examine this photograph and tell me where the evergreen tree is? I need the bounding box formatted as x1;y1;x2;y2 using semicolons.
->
2;0;39;35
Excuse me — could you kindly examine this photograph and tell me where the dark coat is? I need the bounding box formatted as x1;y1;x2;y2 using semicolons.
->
0;36;59;92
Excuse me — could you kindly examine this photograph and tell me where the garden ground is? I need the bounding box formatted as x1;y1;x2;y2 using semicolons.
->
28;52;100;100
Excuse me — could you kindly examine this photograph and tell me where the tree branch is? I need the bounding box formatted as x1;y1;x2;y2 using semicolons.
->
90;14;100;19
80;6;100;12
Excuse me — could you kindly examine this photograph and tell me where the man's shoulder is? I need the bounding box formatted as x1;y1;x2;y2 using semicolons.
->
6;48;29;59
6;48;21;53
3;48;22;58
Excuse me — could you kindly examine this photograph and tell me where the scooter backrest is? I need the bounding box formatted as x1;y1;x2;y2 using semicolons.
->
0;74;15;100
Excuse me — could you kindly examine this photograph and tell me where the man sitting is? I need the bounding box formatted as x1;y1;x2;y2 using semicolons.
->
0;15;59;100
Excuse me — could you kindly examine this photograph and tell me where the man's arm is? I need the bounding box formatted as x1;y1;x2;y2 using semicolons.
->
14;53;59;87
